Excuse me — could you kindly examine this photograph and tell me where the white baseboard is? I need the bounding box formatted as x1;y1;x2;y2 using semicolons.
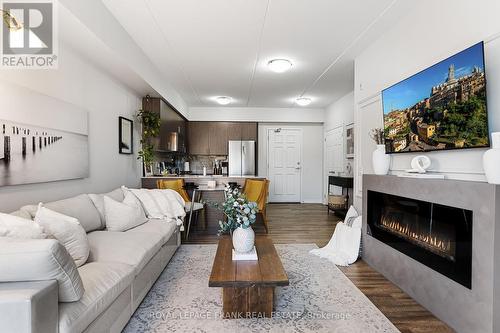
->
301;199;324;204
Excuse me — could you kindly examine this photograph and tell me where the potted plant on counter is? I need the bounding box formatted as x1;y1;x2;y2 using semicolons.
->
207;185;259;253
136;108;161;176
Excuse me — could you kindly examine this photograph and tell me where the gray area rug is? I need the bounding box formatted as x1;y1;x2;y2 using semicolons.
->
123;244;400;333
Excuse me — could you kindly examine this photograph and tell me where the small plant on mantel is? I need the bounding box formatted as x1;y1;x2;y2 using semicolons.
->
370;128;385;145
136;108;161;172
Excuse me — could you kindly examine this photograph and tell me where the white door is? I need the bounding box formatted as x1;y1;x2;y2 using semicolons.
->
267;128;302;202
325;127;344;174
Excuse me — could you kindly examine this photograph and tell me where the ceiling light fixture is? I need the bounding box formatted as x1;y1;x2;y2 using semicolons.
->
295;97;312;106
215;96;232;105
268;59;293;73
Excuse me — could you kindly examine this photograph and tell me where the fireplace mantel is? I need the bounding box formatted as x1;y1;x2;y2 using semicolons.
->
362;175;500;333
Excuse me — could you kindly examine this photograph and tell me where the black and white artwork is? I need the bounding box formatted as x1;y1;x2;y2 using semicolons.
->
119;116;133;154
346;123;354;159
0;120;89;186
0;81;89;186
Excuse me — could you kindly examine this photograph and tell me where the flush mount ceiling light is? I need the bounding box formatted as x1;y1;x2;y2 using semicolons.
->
295;97;312;106
267;59;293;73
215;96;232;105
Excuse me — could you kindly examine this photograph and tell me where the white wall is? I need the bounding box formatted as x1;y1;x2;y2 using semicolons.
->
353;0;500;210
0;43;142;212
189;107;325;123
60;0;188;117
323;91;355;202
324;92;354;132
258;123;324;203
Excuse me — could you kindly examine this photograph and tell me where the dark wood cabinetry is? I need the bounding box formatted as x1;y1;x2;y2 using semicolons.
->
208;122;228;155
142;97;187;153
227;122;242;141
187;122;209;155
187;121;257;155
241;122;257;141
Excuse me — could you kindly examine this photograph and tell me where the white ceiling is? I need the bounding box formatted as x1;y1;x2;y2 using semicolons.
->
102;0;403;108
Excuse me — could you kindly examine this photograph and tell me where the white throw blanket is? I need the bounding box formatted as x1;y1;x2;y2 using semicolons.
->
122;187;186;231
310;206;362;266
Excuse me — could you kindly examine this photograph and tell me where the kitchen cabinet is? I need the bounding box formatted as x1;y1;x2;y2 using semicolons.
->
142;97;187;153
241;122;257;141
187;121;257;155
208;122;228;155
227;122;242;141
187;122;209;155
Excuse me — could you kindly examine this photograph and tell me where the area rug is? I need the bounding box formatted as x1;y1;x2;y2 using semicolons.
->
123;244;400;333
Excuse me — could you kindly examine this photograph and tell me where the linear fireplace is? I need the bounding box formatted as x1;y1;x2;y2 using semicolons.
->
367;190;472;288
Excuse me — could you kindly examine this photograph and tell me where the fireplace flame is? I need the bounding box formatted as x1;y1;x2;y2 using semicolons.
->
380;215;453;257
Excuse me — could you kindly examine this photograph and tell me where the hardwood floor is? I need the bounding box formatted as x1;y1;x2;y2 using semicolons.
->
183;203;453;333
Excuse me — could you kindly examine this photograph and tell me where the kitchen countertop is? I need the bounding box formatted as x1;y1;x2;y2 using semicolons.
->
141;175;261;179
141;175;263;189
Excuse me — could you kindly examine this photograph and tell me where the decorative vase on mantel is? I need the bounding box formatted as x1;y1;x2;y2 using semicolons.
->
372;144;391;175
232;225;255;253
483;132;500;184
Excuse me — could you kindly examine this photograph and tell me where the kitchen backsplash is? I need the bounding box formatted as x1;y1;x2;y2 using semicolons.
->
189;155;227;174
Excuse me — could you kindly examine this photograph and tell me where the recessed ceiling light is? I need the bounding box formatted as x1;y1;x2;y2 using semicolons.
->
268;59;293;73
295;97;312;106
215;96;232;105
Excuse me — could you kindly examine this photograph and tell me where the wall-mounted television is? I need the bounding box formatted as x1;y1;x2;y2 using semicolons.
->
382;42;489;154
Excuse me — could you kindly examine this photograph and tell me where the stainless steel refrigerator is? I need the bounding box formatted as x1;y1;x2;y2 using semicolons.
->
228;140;255;176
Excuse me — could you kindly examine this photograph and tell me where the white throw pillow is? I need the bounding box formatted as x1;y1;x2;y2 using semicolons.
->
351;215;363;229
88;188;125;225
0;212;46;239
344;205;358;222
104;192;148;232
34;204;90;267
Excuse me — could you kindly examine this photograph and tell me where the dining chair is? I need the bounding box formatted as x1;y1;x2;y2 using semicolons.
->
157;179;206;238
242;179;270;233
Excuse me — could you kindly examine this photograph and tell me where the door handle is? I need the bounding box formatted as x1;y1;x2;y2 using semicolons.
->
295;166;301;170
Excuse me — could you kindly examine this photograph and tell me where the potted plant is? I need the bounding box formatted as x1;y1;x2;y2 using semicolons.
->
136;108;161;176
370;128;391;175
207;185;259;253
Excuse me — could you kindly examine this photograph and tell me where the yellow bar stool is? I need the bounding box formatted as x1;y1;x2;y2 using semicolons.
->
242;179;270;233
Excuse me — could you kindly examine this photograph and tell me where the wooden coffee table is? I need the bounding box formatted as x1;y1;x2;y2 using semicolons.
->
209;236;289;318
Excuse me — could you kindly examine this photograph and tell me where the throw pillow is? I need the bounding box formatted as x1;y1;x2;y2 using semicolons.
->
104;192;148;232
344;205;358;223
88;188;125;226
0;212;46;239
351;215;362;229
34;204;90;267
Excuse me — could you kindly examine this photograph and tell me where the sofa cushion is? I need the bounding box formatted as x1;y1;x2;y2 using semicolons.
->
88;188;125;228
86;231;163;274
58;262;134;333
0;238;84;302
21;194;102;233
126;219;177;244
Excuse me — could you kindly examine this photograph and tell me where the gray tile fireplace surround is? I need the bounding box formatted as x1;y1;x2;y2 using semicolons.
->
362;175;500;333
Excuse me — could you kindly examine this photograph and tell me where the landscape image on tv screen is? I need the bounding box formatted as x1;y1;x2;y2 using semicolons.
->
382;42;489;153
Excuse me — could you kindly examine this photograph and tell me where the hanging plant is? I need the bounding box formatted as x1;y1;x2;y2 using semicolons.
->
136;109;161;167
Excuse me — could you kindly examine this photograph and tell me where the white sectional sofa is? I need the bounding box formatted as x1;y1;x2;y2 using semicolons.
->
0;188;181;333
